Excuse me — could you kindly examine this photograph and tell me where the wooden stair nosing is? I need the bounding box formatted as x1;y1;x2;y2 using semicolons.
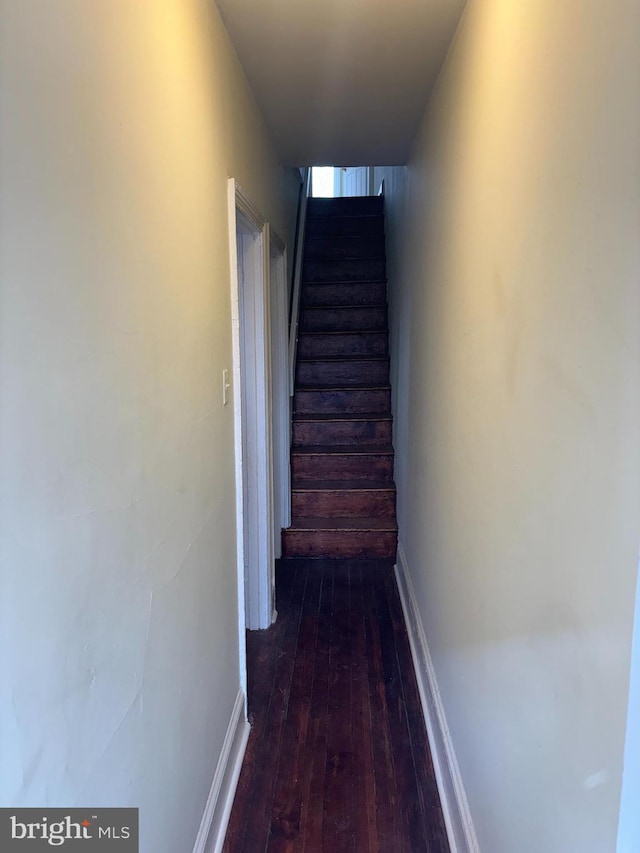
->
300;304;389;314
287;517;398;531
291;478;396;491
305;233;385;241
300;319;387;332
301;279;387;290
298;328;387;334
291;444;394;456
299;303;388;311
295;382;391;391
292;412;392;422
303;256;386;264
295;383;391;393
296;355;390;364
302;279;387;288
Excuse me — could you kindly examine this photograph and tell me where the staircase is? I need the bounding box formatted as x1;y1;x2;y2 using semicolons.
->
282;195;398;560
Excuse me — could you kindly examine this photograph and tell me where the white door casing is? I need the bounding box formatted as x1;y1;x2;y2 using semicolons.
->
335;166;373;197
269;233;291;564
228;180;275;668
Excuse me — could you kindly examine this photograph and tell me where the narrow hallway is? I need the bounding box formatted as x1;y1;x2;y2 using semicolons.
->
224;559;450;852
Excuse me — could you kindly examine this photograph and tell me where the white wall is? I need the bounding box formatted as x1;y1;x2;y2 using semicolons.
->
618;552;640;853
379;0;640;850
0;2;298;850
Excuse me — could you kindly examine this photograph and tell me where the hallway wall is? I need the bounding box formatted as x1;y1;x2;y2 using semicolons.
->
379;0;640;850
0;2;299;851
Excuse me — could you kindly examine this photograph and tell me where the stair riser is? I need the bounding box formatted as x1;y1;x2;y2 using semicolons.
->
297;333;388;359
296;359;389;388
306;216;384;239
308;197;383;217
282;529;397;560
303;258;386;283
304;236;385;260
291;490;396;518
292;454;393;482
294;388;391;415
292;419;392;446
300;306;387;333
301;282;387;307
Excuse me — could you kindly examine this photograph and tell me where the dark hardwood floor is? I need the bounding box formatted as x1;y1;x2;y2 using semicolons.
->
223;559;450;853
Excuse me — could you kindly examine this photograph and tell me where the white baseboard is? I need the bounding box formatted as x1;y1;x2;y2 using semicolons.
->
193;690;250;853
395;543;480;853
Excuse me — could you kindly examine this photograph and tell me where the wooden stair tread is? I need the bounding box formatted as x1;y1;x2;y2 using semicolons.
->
292;479;396;491
297;355;389;363
296;384;390;391
309;210;383;219
304;257;386;263
302;278;386;286
306;235;383;241
289;517;398;531
295;385;390;393
301;303;387;310
308;210;382;216
292;412;392;422
299;329;386;336
291;444;394;456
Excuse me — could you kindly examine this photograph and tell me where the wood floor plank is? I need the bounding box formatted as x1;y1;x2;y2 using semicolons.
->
223;568;296;849
266;568;323;851
349;561;377;853
224;563;307;853
363;564;405;850
384;570;450;851
373;567;426;850
301;563;333;853
223;559;450;853
322;563;355;852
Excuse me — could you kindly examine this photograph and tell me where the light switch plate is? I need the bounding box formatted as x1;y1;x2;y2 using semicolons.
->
222;369;230;405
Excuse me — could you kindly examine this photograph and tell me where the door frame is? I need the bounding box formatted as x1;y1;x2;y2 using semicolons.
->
333;166;374;197
227;179;275;687
269;232;291;558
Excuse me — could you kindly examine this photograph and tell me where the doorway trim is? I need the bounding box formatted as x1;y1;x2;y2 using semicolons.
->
228;179;275;692
333;166;374;198
269;232;291;558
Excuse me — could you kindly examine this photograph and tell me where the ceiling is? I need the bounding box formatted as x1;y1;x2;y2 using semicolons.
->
215;0;467;166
